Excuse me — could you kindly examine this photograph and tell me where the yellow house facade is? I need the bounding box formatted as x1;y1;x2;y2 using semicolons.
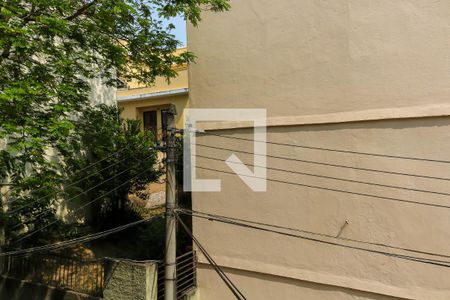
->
117;47;188;139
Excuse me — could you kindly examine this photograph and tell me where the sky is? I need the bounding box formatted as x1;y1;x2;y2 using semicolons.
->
161;15;187;47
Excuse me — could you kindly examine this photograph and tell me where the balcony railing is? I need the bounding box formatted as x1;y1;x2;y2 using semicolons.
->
0;253;105;297
157;250;197;299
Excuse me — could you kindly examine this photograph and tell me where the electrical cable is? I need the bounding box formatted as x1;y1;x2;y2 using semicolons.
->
7;154;133;214
175;213;247;300
194;154;450;197
181;210;450;268
195;130;450;164
0;214;163;257
4;146;130;201
178;208;450;260
194;143;450;182
8;152;155;229
12;163;154;244
194;165;450;209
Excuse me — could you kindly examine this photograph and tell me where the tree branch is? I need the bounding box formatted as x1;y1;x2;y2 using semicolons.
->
65;0;98;21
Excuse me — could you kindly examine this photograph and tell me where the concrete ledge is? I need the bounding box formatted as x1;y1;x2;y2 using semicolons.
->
196;104;450;131
196;256;450;300
117;88;188;103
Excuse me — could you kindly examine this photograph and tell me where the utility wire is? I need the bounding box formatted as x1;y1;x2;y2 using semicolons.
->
1;214;163;257
178;208;450;260
4;146;129;202
196;131;450;164
7;154;132;214
195;165;450;210
194;154;450;197
182;210;450;268
195;143;450;182
175;213;247;300
8;153;155;225
12;164;153;244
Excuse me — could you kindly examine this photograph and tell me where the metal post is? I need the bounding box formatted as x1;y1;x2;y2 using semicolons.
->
164;104;177;300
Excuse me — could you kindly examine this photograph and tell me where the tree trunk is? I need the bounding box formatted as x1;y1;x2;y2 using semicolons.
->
0;186;6;251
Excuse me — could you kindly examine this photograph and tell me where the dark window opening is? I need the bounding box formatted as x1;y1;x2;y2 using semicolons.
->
143;110;157;140
161;109;168;143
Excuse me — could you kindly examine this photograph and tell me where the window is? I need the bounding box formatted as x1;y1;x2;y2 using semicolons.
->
143;110;157;140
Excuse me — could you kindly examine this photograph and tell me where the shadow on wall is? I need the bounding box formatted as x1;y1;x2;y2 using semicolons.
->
0;276;97;300
89;78;116;106
197;264;398;300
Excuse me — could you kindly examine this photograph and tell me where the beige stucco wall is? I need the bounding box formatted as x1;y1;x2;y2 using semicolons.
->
192;118;450;299
188;0;450;118
197;265;398;300
187;1;450;299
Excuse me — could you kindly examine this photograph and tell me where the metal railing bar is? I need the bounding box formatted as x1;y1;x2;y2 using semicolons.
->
0;253;105;297
176;261;194;273
177;286;196;299
176;251;194;261
176;253;194;263
176;259;194;268
176;266;195;279
177;257;194;267
176;272;195;286
176;278;194;291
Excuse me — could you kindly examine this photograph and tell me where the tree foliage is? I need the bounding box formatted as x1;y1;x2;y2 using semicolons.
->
7;105;161;245
0;0;229;183
60;104;161;228
0;0;229;245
